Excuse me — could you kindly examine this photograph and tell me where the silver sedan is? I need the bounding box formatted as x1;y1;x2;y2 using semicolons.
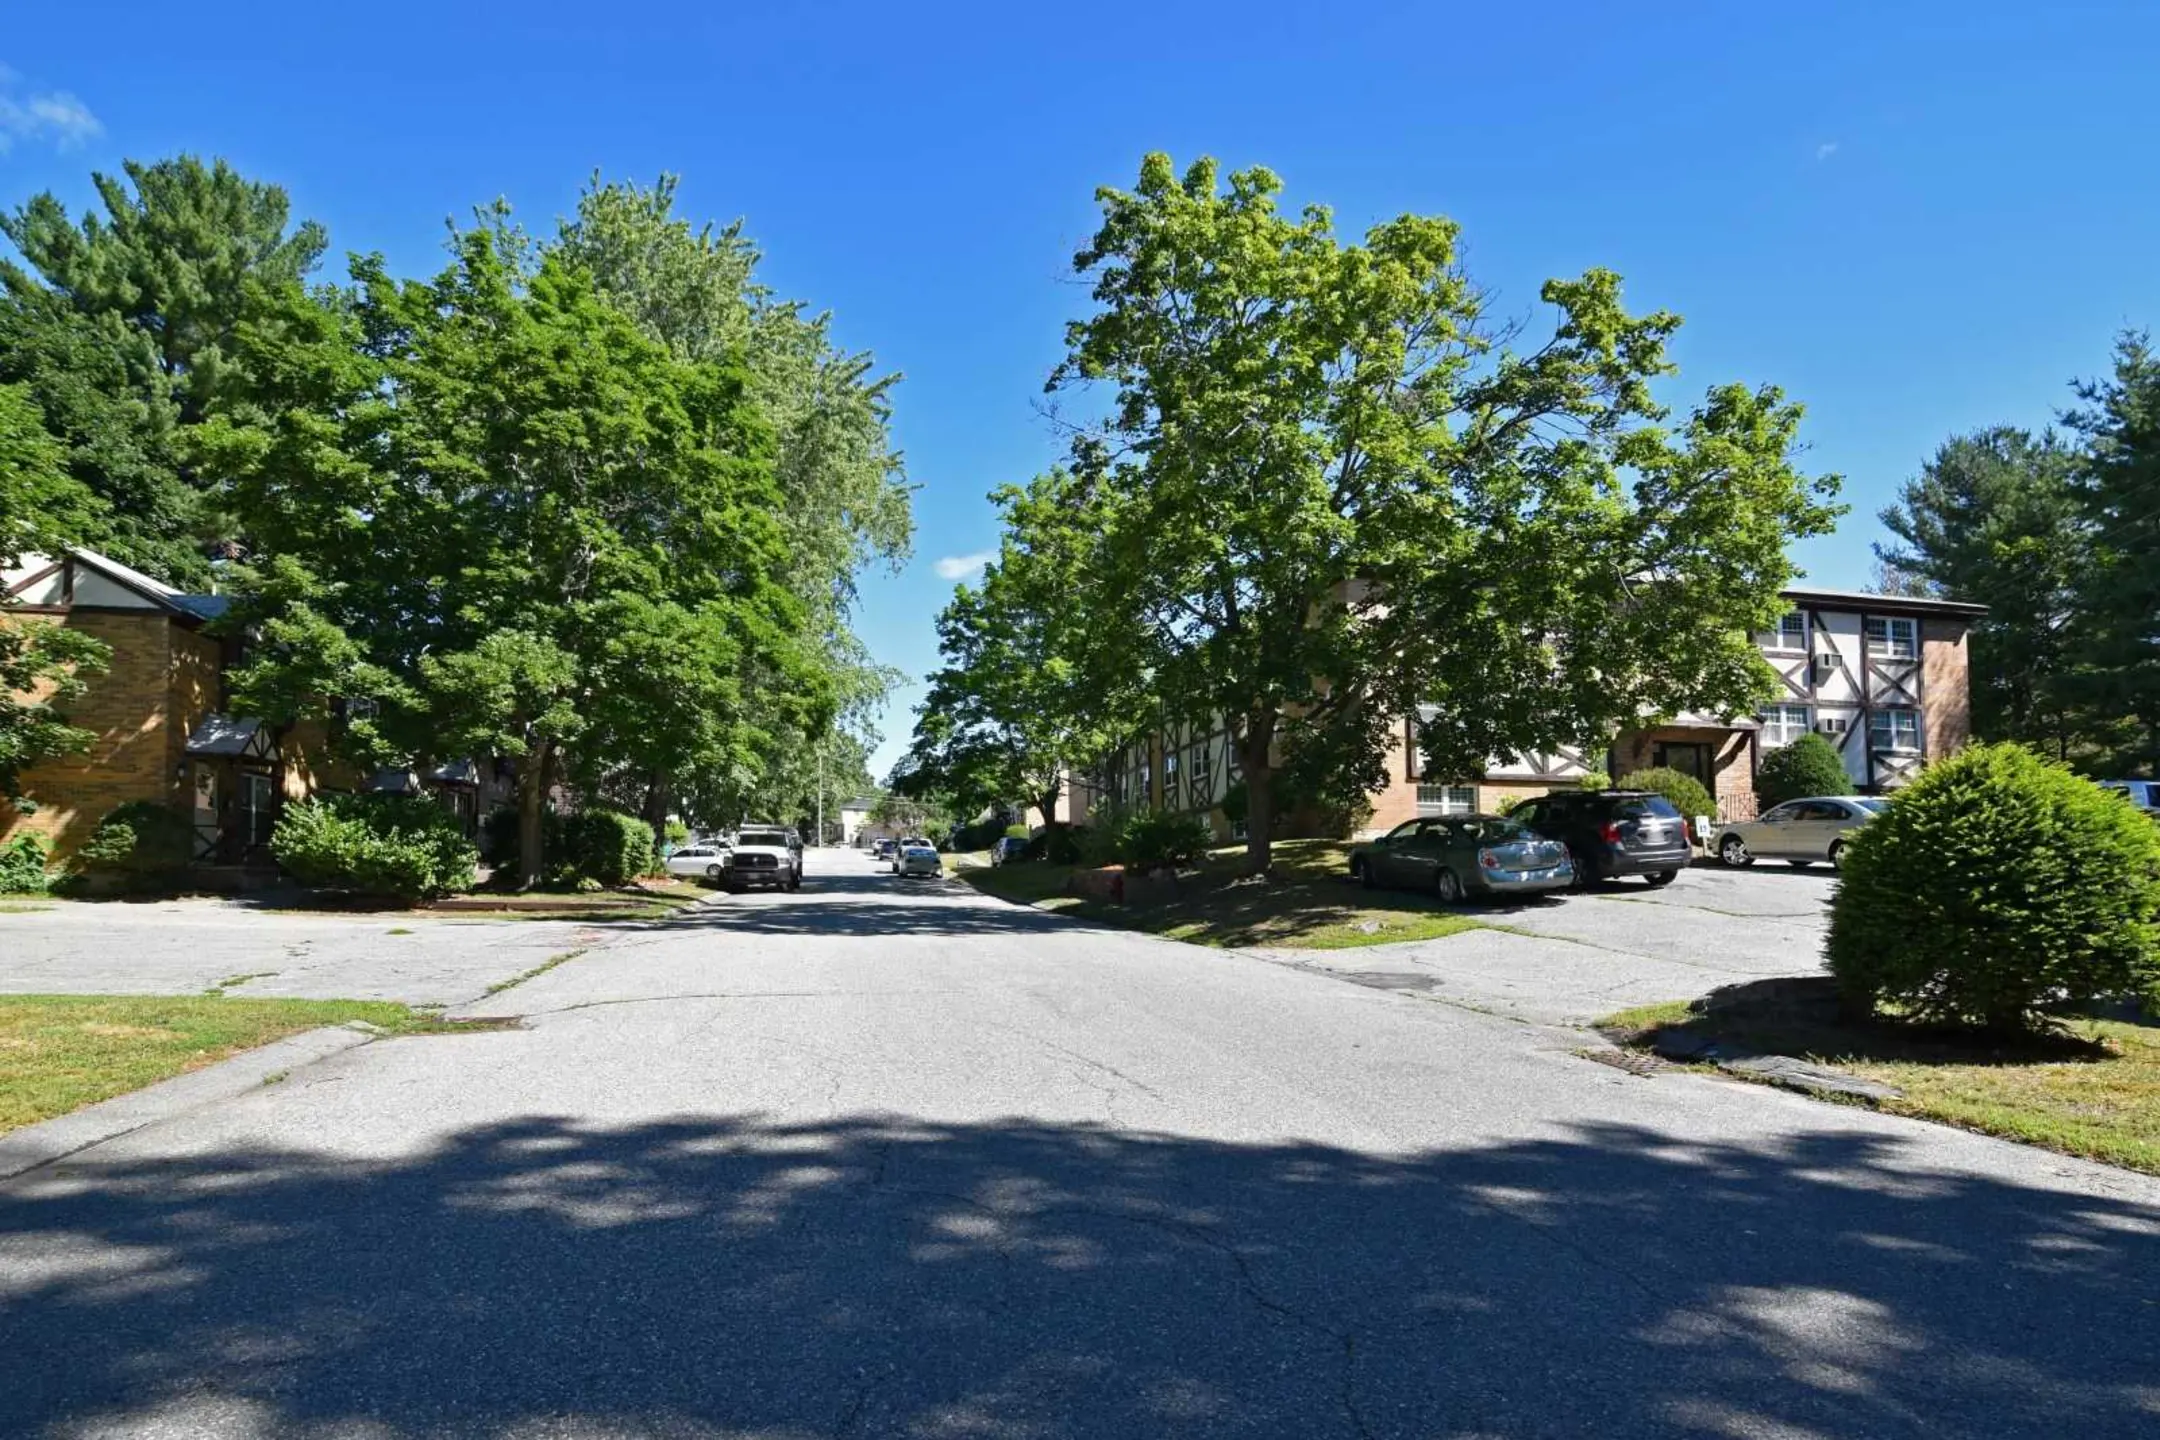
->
892;840;943;878
1715;796;1886;869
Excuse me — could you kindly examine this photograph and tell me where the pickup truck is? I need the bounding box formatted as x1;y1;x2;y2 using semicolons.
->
722;827;800;893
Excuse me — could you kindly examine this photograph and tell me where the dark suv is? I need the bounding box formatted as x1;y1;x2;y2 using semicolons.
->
1513;790;1690;887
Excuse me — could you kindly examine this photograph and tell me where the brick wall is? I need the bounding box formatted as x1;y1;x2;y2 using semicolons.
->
1922;619;1972;761
1;611;184;858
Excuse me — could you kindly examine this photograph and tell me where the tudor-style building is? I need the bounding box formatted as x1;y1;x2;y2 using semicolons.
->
1061;583;1982;838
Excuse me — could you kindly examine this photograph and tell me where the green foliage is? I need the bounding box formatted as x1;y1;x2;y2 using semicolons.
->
559;809;654;888
0;833;49;893
1615;768;1716;825
1754;733;1852;810
271;795;478;902
2065;334;2160;773
0;615;110;811
1114;811;1213;871
75;800;194;877
480;804;562;877
0;381;99;567
1876;428;2084;751
664;819;690;846
1827;744;2160;1032
1004;824;1029;840
0;154;327;584
1045;153;1841;870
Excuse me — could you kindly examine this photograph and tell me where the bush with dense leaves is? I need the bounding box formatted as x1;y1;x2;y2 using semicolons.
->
948;816;1011;853
1826;743;2160;1031
480;804;566;880
1614;768;1716;827
73;800;195;877
0;833;48;893
1756;733;1851;809
272;794;478;901
1116;811;1213;871
559;809;654;887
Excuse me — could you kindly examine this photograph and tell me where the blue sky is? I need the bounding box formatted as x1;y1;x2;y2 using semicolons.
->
6;2;2158;780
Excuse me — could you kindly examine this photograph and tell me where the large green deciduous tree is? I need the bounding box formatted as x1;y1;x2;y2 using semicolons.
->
198;227;820;885
1051;154;1841;870
0;155;327;585
1;383;108;810
2067;333;2160;772
1874;427;2085;754
903;468;1132;829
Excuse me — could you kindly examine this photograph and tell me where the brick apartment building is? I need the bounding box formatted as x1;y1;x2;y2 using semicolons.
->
1058;584;1981;838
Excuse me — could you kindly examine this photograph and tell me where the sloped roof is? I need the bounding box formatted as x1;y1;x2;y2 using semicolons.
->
185;714;272;758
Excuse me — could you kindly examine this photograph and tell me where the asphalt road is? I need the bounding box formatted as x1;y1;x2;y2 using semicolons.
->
3;848;2156;1438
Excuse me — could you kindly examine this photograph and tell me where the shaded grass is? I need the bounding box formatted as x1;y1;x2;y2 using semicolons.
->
0;994;467;1135
1601;983;2160;1175
957;839;1489;950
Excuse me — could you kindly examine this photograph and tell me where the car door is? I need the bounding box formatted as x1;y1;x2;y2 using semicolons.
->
1369;820;1424;888
1748;802;1804;857
1784;800;1848;859
1397;820;1454;887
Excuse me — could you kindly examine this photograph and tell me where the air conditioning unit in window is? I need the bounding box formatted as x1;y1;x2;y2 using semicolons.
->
1817;717;1847;735
1813;654;1844;680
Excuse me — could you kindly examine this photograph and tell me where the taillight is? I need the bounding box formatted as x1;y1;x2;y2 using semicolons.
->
1600;821;1622;844
1477;848;1501;870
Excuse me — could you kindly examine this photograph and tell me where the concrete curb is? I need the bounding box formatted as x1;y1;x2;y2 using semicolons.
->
0;1021;384;1183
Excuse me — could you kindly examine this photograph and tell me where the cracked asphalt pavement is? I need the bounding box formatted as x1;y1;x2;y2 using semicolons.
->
3;848;2157;1438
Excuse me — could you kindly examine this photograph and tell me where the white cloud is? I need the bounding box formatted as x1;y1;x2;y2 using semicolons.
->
1815;141;1840;161
934;550;997;580
0;67;101;153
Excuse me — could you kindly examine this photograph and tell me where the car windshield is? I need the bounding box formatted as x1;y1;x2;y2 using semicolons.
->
1852;798;1888;814
737;831;788;847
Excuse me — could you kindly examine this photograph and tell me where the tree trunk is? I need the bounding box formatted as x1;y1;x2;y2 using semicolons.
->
1240;711;1278;875
516;740;554;891
642;770;671;854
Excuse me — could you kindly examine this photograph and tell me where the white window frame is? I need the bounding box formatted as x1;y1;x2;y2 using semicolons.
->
1868;707;1921;753
1759;703;1810;747
1416;783;1477;816
1865;615;1918;660
1758;611;1807;652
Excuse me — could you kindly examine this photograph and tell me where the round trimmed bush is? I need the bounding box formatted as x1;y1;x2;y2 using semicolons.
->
1614;767;1716;825
1756;733;1851;810
558;809;654;887
1826;743;2160;1032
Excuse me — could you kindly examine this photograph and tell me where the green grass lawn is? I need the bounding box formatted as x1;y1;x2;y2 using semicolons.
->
1602;989;2160;1176
957;839;1487;950
0;994;452;1135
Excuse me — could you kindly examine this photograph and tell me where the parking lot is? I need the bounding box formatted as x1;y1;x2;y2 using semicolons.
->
1267;861;1837;1024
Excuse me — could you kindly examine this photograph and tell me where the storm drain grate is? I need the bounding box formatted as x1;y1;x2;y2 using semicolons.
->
1573;1046;1674;1078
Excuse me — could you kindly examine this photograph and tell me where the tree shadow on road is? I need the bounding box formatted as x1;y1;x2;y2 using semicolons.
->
2;1113;2154;1438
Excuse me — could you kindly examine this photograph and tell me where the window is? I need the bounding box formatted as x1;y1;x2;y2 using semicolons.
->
1865;615;1917;660
1869;708;1921;752
1416;784;1476;816
1821;716;1848;735
1759;802;1802;823
1759;704;1810;747
1758;611;1807;650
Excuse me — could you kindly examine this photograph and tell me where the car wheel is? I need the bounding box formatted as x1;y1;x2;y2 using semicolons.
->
706;864;723;881
1828;840;1846;870
1645;870;1677;888
1433;868;1463;904
1719;835;1753;867
1351;858;1372;889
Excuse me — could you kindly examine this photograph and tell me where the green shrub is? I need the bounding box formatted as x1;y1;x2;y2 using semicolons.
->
559;809;654;887
664;819;690;846
272;794;478;902
1757;733;1850;809
74;800;195;877
480;804;563;879
0;833;49;893
1826;743;2160;1032
1119;811;1212;871
1004;823;1029;841
1614;768;1716;826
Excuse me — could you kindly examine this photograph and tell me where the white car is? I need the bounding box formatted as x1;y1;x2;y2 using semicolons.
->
665;843;730;882
891;838;942;878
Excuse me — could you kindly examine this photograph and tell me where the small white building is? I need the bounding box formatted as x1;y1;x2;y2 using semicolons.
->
837;795;881;846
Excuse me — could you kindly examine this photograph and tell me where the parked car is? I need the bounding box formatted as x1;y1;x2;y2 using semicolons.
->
665;844;730;882
2100;780;2160;818
1512;789;1690;887
1348;814;1574;902
892;837;942;878
989;836;1029;866
722;827;800;893
870;836;897;860
1714;796;1885;868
